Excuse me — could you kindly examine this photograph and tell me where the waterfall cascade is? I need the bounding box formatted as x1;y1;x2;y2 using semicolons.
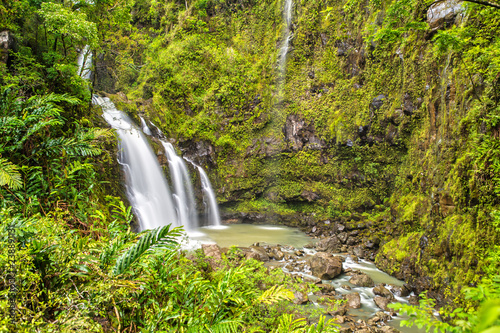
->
94;96;178;231
278;0;293;76
162;141;199;231
196;164;222;227
81;47;222;232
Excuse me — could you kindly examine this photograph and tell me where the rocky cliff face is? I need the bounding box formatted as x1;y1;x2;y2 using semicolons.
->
97;0;500;305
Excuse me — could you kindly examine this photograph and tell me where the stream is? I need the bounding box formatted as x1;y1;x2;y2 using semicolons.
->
189;223;425;333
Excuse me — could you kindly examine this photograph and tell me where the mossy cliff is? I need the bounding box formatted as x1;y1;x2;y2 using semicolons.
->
95;0;500;306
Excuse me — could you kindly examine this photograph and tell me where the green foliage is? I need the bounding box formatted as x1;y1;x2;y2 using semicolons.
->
112;225;183;276
390;276;500;332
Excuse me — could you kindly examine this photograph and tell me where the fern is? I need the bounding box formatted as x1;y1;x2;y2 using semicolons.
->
257;285;294;305
0;158;22;189
112;225;183;276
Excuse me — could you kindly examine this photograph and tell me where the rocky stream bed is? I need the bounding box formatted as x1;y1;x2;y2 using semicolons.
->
193;223;428;333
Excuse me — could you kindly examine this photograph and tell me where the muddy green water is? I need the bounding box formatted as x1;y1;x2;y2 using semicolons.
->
189;223;426;333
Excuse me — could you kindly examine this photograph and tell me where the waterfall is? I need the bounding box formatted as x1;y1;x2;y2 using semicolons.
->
278;0;293;76
93;96;178;231
80;48;222;232
196;165;221;227
161;141;199;231
77;45;92;80
140;116;152;136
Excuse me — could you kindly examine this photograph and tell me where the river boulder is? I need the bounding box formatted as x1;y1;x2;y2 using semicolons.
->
345;292;361;309
316;235;342;253
349;273;374;287
249;246;270;261
374;296;393;311
309;252;343;280
373;284;395;300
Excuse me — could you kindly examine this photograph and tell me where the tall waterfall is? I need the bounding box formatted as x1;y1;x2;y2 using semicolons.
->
278;0;293;76
196;165;221;227
94;96;178;231
81;48;222;232
77;45;92;80
162;141;199;231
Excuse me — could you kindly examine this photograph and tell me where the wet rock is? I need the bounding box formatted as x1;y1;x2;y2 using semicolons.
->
349;273;374;287
250;246;270;261
427;0;464;30
202;244;222;260
365;237;380;249
333;315;346;324
317;283;336;295
353;246;366;259
346;237;357;246
270;247;285;261
316;235;342;253
351;255;359;263
379;326;401;333
341;284;352;290
293;290;309;305
295;250;305;256
345;292;361;309
245;252;261;261
303;276;322;284
328;303;347;316
373;284;395;300
309;252;343;280
374;296;393;311
338;232;349;243
389;284;411;297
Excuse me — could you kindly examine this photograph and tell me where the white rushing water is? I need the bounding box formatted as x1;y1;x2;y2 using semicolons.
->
196;165;221;227
162;141;199;231
278;0;293;76
77;45;92;80
93;96;178;230
139;116;152;136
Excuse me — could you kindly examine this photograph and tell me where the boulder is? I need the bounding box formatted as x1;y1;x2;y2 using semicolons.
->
202;244;222;260
374;296;393;311
249;246;270;261
389;284;411;297
353;246;366;259
270;247;285;261
373;284;395;300
427;0;464;30
349;273;374;287
317;283;336;295
345;292;361;309
316;236;342;253
379;326;401;333
309;252;343;280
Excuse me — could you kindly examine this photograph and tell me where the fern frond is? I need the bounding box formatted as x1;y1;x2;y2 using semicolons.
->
257;285;294;305
112;225;183;276
0;158;23;189
273;314;307;333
